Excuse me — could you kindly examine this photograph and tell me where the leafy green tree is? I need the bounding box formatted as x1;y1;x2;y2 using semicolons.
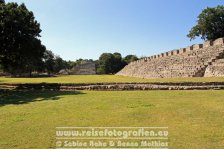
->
97;53;114;74
66;60;77;69
123;55;139;64
42;51;69;74
0;2;45;76
112;52;126;73
75;58;84;65
43;50;55;75
0;0;5;4
97;52;126;74
54;56;67;73
23;39;46;76
187;5;224;40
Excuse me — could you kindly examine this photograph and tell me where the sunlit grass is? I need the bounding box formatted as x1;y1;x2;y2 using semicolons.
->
0;90;224;148
0;75;224;84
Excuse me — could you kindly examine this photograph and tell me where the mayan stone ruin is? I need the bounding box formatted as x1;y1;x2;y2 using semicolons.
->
117;37;224;78
59;60;96;75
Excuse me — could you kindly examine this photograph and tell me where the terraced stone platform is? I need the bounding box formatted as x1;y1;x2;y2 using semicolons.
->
117;38;224;78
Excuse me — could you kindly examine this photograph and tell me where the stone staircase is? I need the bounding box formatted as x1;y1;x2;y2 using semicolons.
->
193;49;224;77
117;38;224;78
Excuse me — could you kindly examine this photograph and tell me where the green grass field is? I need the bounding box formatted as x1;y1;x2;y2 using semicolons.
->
0;75;224;84
0;90;224;148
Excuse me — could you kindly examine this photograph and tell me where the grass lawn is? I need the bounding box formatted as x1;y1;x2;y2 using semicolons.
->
0;90;223;148
0;75;224;84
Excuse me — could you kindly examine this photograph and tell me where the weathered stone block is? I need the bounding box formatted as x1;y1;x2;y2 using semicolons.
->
173;50;179;55
213;38;224;45
179;48;186;54
193;44;203;50
144;58;147;62
204;59;224;77
167;51;173;56
186;46;193;52
69;60;96;75
203;41;213;47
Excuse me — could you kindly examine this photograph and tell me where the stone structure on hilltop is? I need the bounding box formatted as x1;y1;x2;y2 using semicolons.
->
117;37;224;78
59;60;96;75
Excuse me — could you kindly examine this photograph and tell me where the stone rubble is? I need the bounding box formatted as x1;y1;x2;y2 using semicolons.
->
1;82;224;91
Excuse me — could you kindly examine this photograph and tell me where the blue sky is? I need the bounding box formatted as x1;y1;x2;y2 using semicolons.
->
6;0;224;60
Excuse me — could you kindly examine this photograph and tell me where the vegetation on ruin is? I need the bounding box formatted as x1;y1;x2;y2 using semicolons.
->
187;5;224;40
0;75;224;84
0;90;223;148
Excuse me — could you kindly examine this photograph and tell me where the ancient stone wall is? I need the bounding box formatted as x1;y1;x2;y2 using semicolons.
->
204;59;224;77
1;82;224;90
117;37;224;78
70;61;96;75
58;60;96;75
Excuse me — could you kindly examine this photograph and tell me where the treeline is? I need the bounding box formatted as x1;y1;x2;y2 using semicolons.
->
0;1;138;76
36;52;139;75
96;53;138;74
0;1;75;76
54;53;138;75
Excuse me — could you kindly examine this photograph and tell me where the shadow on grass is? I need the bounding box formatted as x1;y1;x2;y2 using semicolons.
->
0;89;85;107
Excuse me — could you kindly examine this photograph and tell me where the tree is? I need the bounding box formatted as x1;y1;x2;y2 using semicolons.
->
97;52;126;74
187;5;224;40
42;50;69;74
22;38;46;76
0;2;45;75
43;50;55;75
0;0;5;4
54;56;67;73
112;52;126;73
97;53;114;74
66;60;76;69
123;55;138;64
75;58;84;65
